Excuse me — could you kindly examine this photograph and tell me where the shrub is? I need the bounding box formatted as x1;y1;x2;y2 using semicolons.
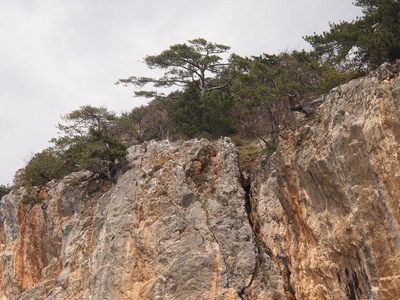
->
192;174;208;185
53;106;129;182
0;184;12;199
22;195;45;205
18;148;76;186
63;128;128;181
238;142;260;174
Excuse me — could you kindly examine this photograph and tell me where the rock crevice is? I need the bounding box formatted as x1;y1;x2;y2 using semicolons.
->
1;62;400;299
1;138;282;299
250;61;400;299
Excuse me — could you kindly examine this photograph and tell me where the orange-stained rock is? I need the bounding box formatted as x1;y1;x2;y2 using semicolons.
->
1;62;400;299
0;139;278;299
250;61;400;299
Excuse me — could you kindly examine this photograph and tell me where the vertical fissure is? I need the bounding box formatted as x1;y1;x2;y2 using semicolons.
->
239;165;297;299
238;176;258;299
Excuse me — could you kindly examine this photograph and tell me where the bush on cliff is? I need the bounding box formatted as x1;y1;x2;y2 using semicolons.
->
13;106;129;188
14;148;76;187
0;184;12;199
52;106;128;182
62;128;128;182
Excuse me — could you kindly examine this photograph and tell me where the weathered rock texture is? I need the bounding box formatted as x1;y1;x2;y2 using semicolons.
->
0;139;285;299
249;61;400;299
1;62;400;300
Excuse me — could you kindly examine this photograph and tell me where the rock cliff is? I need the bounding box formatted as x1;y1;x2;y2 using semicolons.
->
0;62;400;299
249;61;400;299
0;139;286;299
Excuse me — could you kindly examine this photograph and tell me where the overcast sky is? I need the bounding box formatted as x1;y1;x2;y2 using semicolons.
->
0;0;362;185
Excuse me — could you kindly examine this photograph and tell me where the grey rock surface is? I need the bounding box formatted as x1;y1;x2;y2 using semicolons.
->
0;138;282;299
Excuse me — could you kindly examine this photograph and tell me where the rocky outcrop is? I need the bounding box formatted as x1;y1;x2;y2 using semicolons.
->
250;61;400;299
1;62;400;299
0;139;285;299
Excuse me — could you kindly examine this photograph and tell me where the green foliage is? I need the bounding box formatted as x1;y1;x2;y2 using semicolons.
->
123;84;237;142
231;50;355;105
170;87;237;138
116;38;360;144
255;236;263;251
9;31;374;192
316;66;358;93
56;105;117;140
170;88;203;137
0;184;12;199
258;254;266;263
116;38;235;96
116;39;237;140
201;89;237;136
22;195;45;205
192;174;208;185
53;106;128;181
63;128;128;181
17;148;76;186
304;0;400;70
229;50;357;141
237;142;260;175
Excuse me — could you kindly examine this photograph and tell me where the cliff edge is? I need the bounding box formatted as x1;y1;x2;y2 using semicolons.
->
1;62;400;299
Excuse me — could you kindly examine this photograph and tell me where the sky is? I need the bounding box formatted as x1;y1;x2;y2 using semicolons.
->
0;0;362;185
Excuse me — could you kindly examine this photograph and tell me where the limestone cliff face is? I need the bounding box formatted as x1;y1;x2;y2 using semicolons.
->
0;139;285;299
1;62;400;300
250;61;400;299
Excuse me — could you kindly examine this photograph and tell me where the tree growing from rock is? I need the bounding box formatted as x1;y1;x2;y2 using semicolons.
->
15;148;76;187
52;105;128;181
116;39;238;139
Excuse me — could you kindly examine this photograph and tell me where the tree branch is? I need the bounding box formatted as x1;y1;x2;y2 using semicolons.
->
206;71;236;93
